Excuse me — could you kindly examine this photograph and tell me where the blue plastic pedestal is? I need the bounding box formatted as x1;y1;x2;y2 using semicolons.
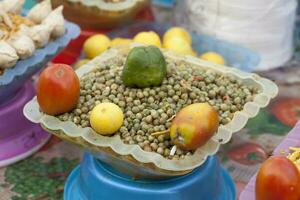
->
64;153;236;200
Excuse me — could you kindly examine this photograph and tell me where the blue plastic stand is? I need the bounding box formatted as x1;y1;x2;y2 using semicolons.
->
64;153;236;200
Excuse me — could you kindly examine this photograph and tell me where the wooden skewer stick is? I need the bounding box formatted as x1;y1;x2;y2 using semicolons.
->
167;115;176;122
151;129;170;137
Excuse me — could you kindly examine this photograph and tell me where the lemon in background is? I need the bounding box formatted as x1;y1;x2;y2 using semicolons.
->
90;102;124;136
83;34;111;59
199;52;226;65
111;37;132;48
163;27;192;45
133;31;162;47
164;37;196;56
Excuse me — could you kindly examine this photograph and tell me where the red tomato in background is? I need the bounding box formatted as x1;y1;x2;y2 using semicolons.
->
270;98;300;126
228;143;267;165
37;64;80;115
39;136;62;152
256;156;300;200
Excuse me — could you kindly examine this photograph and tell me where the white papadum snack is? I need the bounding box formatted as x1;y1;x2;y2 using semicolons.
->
0;0;25;14
0;42;19;69
8;34;36;59
42;6;65;38
27;0;52;24
28;24;52;48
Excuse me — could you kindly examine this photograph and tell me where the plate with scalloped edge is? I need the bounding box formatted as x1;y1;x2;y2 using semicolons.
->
24;44;278;178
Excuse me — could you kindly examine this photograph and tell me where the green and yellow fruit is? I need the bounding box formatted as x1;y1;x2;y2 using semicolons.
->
170;103;219;150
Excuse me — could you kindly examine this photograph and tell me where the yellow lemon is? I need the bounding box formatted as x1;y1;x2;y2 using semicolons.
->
90;103;124;135
163;27;192;45
74;59;90;69
83;34;111;59
163;37;195;56
133;31;162;47
111;37;132;48
199;52;226;65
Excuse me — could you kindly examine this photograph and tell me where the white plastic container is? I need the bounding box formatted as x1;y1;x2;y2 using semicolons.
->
176;0;298;71
23;44;278;177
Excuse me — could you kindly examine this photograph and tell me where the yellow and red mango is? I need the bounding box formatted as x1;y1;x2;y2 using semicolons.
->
170;103;219;150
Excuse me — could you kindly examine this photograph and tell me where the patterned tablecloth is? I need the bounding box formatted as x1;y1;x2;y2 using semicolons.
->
1;2;300;200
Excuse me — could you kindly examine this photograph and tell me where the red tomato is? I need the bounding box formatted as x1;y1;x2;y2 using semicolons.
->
37;64;80;115
256;156;300;200
228;143;267;165
39;136;62;152
270;98;300;126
